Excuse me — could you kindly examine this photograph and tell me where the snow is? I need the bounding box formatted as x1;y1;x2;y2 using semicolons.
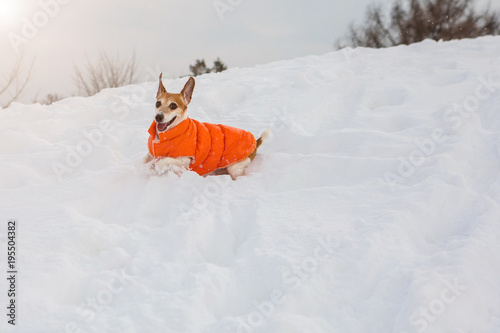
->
1;36;500;333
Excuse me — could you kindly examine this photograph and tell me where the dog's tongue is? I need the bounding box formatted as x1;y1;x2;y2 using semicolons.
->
157;122;168;132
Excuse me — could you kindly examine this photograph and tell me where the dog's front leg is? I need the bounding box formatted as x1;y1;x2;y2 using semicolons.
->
155;156;193;174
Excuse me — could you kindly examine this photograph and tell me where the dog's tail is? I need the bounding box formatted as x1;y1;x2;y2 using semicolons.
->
256;129;271;149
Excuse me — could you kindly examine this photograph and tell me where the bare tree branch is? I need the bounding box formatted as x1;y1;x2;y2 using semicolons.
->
0;54;35;108
337;0;500;49
73;50;138;97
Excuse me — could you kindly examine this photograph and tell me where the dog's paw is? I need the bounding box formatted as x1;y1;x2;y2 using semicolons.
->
154;163;188;177
143;154;153;164
157;165;187;177
154;157;189;176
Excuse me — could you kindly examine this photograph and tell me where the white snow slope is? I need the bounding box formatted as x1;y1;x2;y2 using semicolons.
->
1;36;500;333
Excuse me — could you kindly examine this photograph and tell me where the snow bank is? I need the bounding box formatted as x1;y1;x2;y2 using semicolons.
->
1;36;500;333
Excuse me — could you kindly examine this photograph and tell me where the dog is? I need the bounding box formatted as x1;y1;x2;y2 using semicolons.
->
144;74;270;180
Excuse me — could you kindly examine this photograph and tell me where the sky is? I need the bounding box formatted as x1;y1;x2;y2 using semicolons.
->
0;0;499;105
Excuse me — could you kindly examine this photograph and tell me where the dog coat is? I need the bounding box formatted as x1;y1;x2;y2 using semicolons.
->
148;118;256;176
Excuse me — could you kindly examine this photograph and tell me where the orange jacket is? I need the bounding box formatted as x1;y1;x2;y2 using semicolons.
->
148;118;256;175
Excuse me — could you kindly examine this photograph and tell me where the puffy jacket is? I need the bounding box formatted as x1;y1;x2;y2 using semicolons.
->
148;118;256;175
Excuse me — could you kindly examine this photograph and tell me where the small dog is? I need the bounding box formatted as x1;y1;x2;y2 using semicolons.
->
144;74;270;180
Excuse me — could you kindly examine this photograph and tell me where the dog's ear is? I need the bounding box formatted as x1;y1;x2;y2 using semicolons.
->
157;73;166;99
181;77;195;104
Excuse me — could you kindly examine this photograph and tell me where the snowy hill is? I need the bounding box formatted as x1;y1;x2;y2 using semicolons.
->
1;36;500;333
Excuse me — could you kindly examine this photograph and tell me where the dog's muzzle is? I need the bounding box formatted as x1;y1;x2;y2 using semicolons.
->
155;112;164;123
157;115;177;132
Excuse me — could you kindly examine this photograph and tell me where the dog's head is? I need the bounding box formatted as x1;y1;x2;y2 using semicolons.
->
154;74;195;132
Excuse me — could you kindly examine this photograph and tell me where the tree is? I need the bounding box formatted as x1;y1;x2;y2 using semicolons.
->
212;58;227;73
37;94;63;105
74;50;138;96
338;0;500;49
189;58;228;76
189;59;211;77
0;54;34;109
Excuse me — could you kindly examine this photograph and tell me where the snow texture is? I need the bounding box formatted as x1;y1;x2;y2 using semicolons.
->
1;36;500;333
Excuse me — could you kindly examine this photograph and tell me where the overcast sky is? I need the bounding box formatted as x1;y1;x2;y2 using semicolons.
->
0;0;499;104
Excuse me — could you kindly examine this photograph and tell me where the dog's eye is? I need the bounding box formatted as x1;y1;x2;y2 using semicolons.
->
169;103;178;110
156;101;161;108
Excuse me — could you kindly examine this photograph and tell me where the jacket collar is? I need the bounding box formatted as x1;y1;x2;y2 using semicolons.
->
148;118;191;141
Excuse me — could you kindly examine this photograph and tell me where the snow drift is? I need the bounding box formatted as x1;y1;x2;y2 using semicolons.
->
1;36;500;333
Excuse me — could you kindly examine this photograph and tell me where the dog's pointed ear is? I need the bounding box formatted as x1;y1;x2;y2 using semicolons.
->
181;77;195;104
157;73;166;99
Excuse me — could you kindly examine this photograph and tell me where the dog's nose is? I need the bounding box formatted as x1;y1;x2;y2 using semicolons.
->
155;113;164;122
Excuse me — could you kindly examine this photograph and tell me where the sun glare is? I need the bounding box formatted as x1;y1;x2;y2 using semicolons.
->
0;0;19;24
